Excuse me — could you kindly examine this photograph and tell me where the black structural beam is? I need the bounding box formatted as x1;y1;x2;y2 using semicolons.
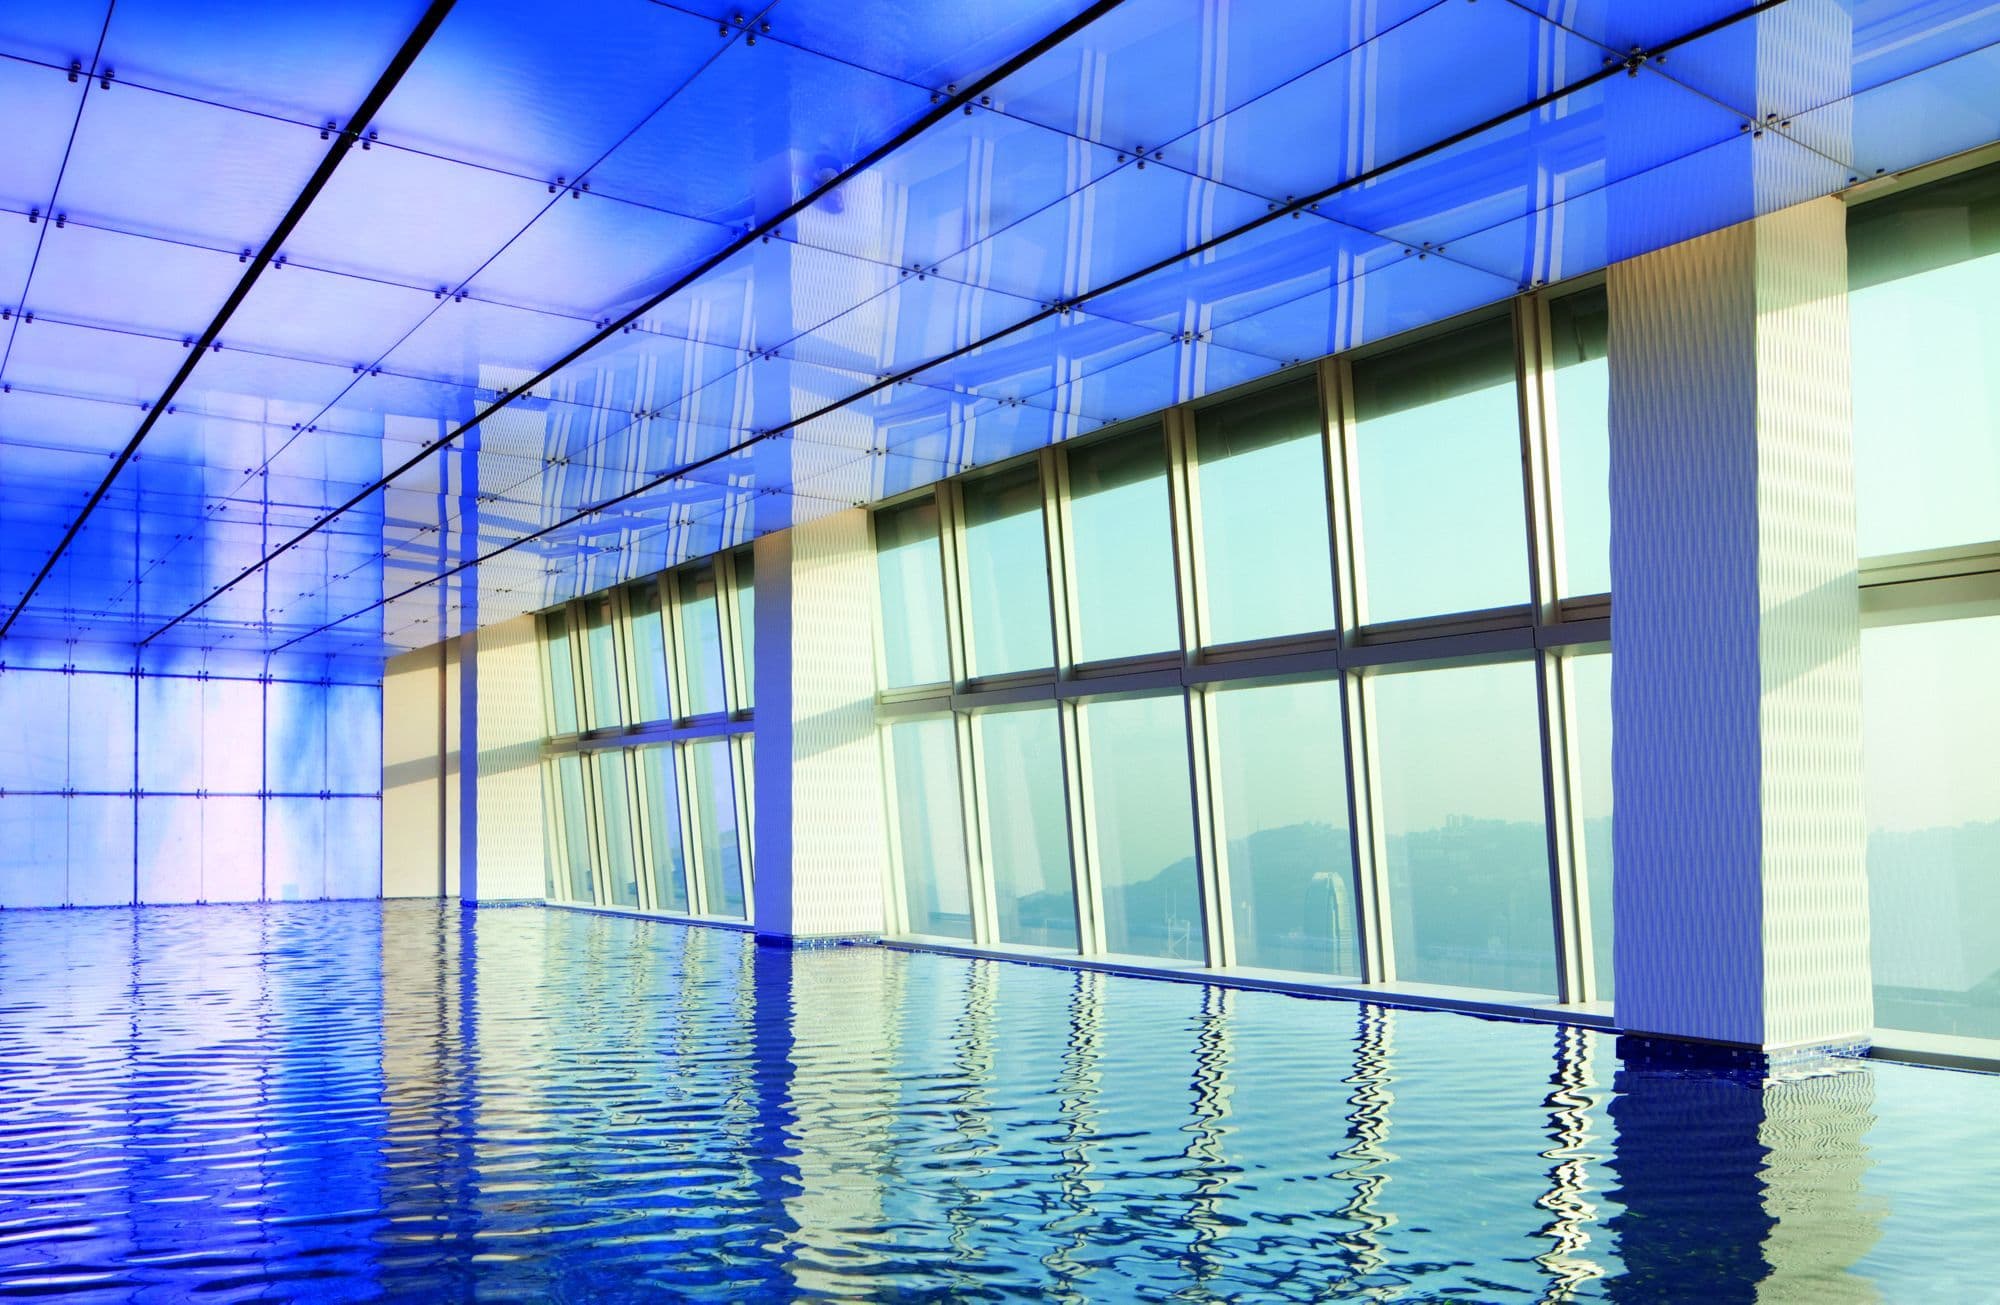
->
0;0;459;639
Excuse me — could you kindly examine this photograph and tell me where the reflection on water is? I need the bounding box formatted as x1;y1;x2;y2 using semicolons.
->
0;903;1994;1301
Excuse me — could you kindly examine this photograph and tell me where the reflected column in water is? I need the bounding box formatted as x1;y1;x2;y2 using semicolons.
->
1605;1045;1881;1302
775;944;900;1297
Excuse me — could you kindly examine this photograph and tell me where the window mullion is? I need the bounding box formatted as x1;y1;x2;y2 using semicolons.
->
727;734;755;917
1518;293;1593;1005
631;748;658;914
877;725;912;936
1060;697;1105;955
674;743;706;916
1323;357;1392;983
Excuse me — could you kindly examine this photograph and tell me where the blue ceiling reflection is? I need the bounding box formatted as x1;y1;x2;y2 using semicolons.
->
0;0;1996;658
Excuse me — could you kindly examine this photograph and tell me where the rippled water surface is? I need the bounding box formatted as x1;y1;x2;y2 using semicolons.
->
2;904;1997;1301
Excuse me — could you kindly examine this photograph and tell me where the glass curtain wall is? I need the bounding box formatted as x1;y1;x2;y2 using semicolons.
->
1850;160;2000;1047
871;295;1612;1011
537;550;755;921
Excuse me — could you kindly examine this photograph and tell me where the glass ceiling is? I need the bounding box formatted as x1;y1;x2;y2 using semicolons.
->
0;0;1995;657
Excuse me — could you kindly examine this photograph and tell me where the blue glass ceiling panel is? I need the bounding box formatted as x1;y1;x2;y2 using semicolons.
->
94;0;430;124
1154;2;1601;205
1318;63;1759;288
1426;131;1844;293
1802;36;2000;182
0;388;130;458
3;317;182;404
776;109;1128;270
773;0;1095;88
1202;253;1520;364
214;264;440;372
583;33;934;229
0;58;84;208
0;4;111;67
369;0;726;180
931;163;1276;305
18;222;241;341
462;197;726;321
993;0;1440;153
275;143;555;290
57;83;325;248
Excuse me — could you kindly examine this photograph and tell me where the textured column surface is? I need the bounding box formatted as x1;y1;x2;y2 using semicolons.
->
381;644;443;898
1608;196;1868;1049
752;510;890;940
466;614;547;902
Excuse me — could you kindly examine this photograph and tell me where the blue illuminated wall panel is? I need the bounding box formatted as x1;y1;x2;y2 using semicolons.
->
0;637;382;908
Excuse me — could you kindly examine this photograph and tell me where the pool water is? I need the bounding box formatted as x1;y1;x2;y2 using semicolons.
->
1;904;1995;1301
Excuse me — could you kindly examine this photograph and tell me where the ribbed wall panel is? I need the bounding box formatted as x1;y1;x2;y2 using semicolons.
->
1752;200;1869;1048
382;645;442;899
471;614;549;902
1609;197;1868;1048
754;509;889;939
1609;221;1767;1045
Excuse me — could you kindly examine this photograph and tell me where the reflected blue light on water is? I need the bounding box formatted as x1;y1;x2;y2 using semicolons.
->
0;903;1994;1301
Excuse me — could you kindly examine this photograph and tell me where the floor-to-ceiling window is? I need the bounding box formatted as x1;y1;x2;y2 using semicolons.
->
869;289;1613;1011
537;548;755;922
1850;159;2000;1049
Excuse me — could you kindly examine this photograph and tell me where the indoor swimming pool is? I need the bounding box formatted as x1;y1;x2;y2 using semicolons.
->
1;903;1994;1301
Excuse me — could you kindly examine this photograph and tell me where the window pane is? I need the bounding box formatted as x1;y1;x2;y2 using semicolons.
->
1194;379;1335;644
689;739;746;919
1569;652;1614;1001
1371;661;1554;996
582;596;623;729
1083;693;1202;961
875;498;951;686
625;582;671;723
1863;616;2000;1040
593;752;640;908
1067;428;1179;662
678;567;728;716
976;706;1077;951
554;754;595;904
1352;317;1528;623
732;548;755;709
1549;287;1610;597
637;747;690;913
962;464;1054;676
1849;162;2000;557
544;609;577;735
1211;679;1357;976
888;717;973;939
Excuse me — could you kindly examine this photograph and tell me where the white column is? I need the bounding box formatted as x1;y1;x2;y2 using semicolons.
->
464;614;548;903
752;508;890;940
381;643;442;898
1608;196;1869;1049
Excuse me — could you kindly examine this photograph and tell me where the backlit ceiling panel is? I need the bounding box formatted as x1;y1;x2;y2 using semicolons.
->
1;0;1996;658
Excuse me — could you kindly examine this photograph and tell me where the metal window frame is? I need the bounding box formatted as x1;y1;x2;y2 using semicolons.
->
864;286;1615;1015
531;539;758;924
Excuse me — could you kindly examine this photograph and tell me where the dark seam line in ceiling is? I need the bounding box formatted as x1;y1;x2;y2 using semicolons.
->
273;0;1797;657
142;0;1132;648
208;1;789;534
0;0;460;641
102;1;786;619
0;3;115;383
